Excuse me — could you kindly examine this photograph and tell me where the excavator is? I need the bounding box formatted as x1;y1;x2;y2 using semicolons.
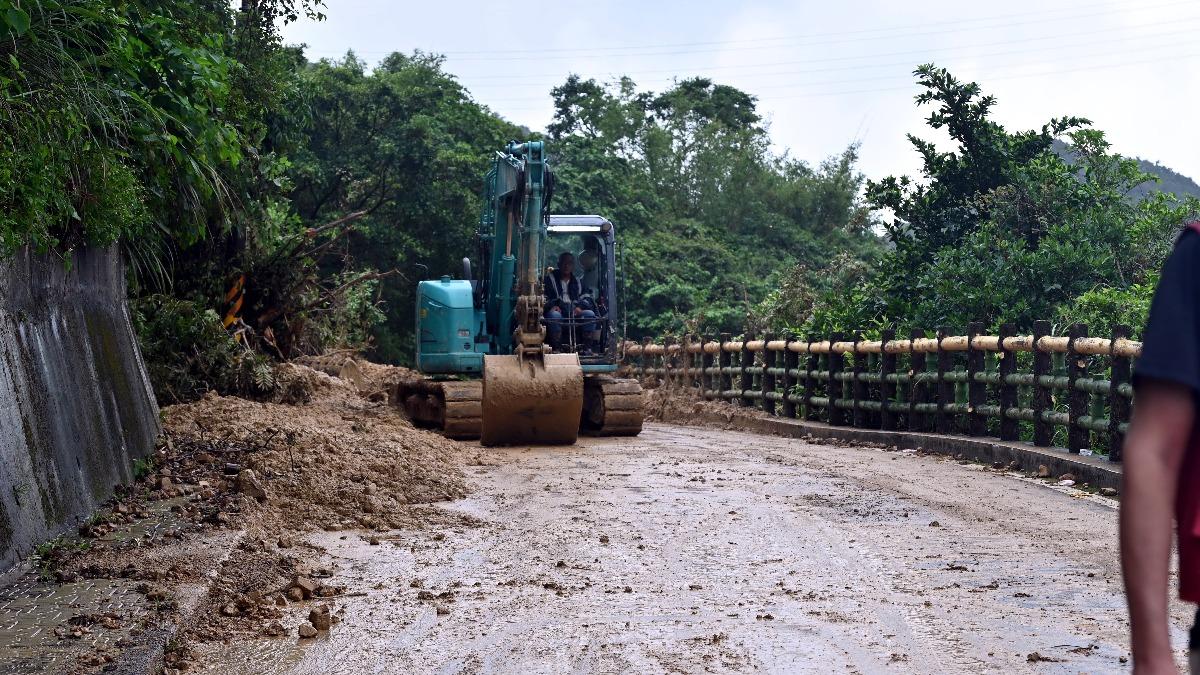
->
395;140;644;446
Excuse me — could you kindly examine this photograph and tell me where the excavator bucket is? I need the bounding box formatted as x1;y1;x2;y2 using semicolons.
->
480;353;583;446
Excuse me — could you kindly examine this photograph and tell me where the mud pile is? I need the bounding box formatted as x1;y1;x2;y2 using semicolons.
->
642;379;771;431
163;363;467;532
17;360;473;672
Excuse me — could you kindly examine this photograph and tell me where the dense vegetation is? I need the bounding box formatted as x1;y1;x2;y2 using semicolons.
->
545;75;881;337
3;4;1194;400
1;1;878;381
756;65;1199;340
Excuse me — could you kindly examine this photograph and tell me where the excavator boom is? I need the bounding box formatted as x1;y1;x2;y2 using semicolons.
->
477;141;583;446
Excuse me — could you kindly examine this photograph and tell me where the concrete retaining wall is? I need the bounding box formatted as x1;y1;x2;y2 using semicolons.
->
0;247;159;571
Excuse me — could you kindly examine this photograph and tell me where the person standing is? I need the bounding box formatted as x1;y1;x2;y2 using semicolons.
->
1122;221;1200;673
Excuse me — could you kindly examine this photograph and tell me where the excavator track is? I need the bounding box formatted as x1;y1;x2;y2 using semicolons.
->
393;379;482;440
582;376;644;436
394;374;641;442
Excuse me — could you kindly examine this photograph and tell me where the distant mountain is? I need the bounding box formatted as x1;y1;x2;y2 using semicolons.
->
1051;139;1200;201
1128;157;1200;201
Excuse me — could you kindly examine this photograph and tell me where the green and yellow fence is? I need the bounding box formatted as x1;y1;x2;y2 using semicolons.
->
623;322;1141;462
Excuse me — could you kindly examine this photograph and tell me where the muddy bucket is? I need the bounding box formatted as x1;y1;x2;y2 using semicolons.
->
481;353;583;446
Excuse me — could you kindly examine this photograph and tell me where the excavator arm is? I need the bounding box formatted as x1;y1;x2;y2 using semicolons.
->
479;141;583;446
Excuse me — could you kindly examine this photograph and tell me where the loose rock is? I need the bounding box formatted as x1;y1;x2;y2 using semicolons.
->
292;576;319;599
236;469;268;502
309;604;332;631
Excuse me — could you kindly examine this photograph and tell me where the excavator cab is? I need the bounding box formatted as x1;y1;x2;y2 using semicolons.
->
542;216;620;368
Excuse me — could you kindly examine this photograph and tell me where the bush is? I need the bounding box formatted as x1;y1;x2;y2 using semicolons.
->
1056;281;1156;338
132;295;277;405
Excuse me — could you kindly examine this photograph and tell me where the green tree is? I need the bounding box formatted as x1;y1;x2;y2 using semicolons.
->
547;75;882;339
277;51;523;362
808;65;1200;338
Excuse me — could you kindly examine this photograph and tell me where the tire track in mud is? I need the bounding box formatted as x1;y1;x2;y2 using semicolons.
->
195;423;1187;674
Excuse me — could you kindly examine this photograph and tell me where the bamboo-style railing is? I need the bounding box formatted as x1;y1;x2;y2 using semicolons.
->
623;322;1139;462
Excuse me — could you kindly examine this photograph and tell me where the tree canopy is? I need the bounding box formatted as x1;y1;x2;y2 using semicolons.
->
4;1;1190;396
759;64;1199;339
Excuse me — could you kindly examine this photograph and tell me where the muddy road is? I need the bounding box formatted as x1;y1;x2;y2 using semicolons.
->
197;423;1184;674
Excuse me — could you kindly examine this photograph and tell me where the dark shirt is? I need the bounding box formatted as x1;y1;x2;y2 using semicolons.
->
1134;229;1200;396
543;271;581;310
543;271;598;313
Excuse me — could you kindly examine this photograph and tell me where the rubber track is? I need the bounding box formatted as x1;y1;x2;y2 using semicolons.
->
393;379;482;440
582;376;644;437
395;376;641;441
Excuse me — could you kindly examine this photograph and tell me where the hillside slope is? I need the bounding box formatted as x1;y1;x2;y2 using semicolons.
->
1051;139;1200;200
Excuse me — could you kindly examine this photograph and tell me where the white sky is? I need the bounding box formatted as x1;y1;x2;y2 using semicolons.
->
282;0;1200;182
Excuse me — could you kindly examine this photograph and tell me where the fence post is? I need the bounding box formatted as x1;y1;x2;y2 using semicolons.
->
1032;320;1052;447
967;322;986;437
639;337;650;380
850;332;866;428
686;334;695;392
739;332;754;407
828;332;846;426
1109;324;1131;462
1067;323;1089;454
677;336;687;386
660;336;672;386
718;332;732;403
805;334;819;422
782;333;797;419
936;327;953;434
700;334;712;399
686;331;696;386
998;323;1018;441
761;333;776;415
909;329;927;432
676;335;685;387
688;334;699;390
880;328;897;431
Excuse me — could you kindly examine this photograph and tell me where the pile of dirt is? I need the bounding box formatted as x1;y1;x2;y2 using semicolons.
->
289;353;419;402
355;360;421;391
642;379;772;431
31;360;475;670
163;363;467;532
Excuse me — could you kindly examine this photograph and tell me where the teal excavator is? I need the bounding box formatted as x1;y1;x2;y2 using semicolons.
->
395;141;644;446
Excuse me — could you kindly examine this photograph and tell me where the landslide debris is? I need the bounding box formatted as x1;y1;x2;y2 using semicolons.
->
163;362;467;532
641;378;771;431
36;360;471;672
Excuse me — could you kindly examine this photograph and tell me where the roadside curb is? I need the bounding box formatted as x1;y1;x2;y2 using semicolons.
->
110;528;248;675
704;413;1122;492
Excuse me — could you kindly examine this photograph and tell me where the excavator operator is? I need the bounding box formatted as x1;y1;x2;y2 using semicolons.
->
544;251;598;354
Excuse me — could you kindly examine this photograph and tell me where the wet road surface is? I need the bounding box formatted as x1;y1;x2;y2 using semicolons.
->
198;423;1182;674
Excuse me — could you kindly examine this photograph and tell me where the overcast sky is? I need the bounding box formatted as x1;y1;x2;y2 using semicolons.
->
281;0;1200;183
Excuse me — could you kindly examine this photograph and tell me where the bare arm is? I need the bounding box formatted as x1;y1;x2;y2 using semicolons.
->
1122;379;1194;673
